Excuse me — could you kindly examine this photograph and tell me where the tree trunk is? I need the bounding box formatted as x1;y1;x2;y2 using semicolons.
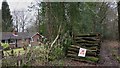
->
45;2;52;41
118;1;120;41
118;1;120;55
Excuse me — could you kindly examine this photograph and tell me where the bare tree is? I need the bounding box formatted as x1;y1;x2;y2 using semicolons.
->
12;10;19;32
28;1;41;33
12;10;33;32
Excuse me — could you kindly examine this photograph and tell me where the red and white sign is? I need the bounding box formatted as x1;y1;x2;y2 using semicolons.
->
78;48;87;57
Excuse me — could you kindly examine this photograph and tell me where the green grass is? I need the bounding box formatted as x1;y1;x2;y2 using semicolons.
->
3;46;41;56
4;48;25;56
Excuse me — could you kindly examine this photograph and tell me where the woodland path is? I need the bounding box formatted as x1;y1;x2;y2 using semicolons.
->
99;40;119;66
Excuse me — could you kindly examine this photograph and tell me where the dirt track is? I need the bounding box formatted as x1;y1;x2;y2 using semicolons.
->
99;40;119;66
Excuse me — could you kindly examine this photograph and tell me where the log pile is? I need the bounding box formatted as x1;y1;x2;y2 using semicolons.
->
66;33;101;63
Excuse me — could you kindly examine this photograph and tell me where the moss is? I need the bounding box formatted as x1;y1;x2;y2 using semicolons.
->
111;49;120;63
116;56;120;63
80;57;99;62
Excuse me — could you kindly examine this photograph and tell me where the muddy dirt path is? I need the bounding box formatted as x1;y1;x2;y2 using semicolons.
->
99;40;119;66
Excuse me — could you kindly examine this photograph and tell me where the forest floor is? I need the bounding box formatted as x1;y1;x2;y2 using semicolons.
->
98;40;119;66
32;40;120;66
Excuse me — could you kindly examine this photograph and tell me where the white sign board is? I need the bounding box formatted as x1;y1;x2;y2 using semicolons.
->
78;48;87;57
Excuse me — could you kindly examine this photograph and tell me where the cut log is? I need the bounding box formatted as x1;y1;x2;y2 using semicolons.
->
67;50;78;54
81;37;100;41
70;58;98;64
82;44;99;47
67;53;99;62
67;53;99;58
70;45;80;49
68;47;98;53
67;49;99;54
69;45;99;50
75;40;99;44
67;53;78;57
86;52;98;57
67;50;98;57
87;49;98;52
68;47;79;50
74;34;99;37
86;47;98;50
79;57;99;62
67;47;79;52
74;37;100;41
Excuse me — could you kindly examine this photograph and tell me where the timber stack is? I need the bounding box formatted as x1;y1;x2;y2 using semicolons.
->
66;33;101;63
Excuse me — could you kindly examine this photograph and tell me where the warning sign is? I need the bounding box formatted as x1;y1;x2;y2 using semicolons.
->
78;48;87;57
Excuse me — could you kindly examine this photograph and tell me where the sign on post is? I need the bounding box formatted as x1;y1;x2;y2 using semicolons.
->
78;48;87;57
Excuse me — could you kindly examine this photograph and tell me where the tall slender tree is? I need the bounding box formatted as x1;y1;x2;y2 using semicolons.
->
2;0;13;32
0;10;2;32
118;1;120;41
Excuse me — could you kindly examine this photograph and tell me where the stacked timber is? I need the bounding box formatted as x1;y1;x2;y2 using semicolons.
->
66;33;101;63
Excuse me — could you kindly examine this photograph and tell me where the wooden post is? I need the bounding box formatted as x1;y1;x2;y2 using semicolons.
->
17;51;21;66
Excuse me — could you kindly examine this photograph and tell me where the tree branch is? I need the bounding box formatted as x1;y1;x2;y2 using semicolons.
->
50;25;61;48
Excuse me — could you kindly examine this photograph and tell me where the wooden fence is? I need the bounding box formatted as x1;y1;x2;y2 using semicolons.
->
66;33;101;63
